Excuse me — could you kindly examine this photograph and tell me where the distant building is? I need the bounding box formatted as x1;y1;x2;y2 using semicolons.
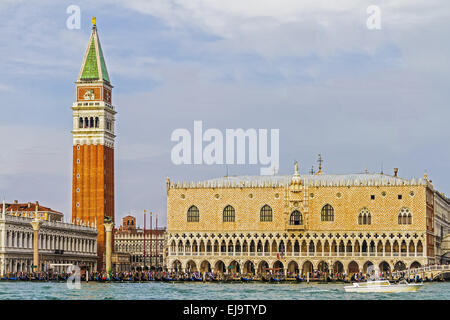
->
0;201;98;274
5;200;63;222
434;191;450;263
114;215;166;270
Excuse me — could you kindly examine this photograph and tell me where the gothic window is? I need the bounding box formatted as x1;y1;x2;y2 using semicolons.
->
84;117;89;128
187;205;199;222
321;204;334;221
90;117;94;128
95;117;99;128
358;208;371;225
223;205;235;222
260;205;273;222
398;208;412;225
79;117;83;128
289;210;303;225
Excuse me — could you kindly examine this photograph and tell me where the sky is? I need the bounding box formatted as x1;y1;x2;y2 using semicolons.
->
0;0;449;228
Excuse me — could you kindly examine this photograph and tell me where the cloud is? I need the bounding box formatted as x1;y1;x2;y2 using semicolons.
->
1;0;450;226
0;84;14;92
0;125;69;176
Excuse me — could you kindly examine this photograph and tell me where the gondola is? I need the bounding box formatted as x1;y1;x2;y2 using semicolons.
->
240;277;253;282
269;277;281;283
161;277;175;282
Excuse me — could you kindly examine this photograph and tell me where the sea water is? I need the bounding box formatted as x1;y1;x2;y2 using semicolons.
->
0;281;448;300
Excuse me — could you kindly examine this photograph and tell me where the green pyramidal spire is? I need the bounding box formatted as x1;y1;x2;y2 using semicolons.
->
79;19;110;83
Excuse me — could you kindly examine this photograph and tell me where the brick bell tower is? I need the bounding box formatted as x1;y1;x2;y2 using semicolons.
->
71;17;116;271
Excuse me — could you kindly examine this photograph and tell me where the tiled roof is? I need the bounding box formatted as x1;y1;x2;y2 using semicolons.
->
2;202;63;215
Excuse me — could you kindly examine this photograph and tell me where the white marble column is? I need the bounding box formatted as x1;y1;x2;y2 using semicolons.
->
104;222;114;273
31;219;43;272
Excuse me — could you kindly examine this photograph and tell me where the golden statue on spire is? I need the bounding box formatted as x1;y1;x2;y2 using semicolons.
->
92;16;96;26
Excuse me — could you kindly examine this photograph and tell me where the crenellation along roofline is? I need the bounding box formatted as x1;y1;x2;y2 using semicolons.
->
166;173;430;190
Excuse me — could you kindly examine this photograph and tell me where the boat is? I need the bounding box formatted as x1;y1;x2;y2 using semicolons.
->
161;277;175;282
344;280;423;293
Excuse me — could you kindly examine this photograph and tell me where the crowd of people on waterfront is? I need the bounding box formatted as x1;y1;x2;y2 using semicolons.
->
0;270;429;283
1;263;447;283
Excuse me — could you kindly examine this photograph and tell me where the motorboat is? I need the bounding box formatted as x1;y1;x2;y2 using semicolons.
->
344;280;423;293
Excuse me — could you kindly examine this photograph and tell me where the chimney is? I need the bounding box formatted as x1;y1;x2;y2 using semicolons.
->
27;202;31;208
394;168;398;177
14;200;18;204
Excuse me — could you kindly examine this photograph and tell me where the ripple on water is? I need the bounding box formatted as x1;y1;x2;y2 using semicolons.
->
0;282;448;300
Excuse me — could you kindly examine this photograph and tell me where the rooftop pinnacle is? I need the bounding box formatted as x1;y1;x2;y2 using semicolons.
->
78;17;110;83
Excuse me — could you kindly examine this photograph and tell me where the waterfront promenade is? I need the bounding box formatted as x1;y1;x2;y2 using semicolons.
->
1;266;447;284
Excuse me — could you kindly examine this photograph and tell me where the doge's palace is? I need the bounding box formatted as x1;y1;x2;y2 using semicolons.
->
166;162;449;276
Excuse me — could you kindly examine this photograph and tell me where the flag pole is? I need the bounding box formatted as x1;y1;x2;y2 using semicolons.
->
150;211;152;270
156;213;158;269
143;210;146;271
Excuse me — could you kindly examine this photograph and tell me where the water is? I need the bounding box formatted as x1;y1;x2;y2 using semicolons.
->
0;281;448;300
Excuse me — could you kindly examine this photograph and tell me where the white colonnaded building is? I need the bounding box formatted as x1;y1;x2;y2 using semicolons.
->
0;200;98;274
